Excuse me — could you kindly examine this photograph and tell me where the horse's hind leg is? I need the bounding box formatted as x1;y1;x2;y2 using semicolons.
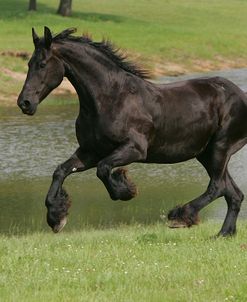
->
168;143;228;227
218;170;244;236
195;149;244;236
168;177;223;229
168;139;244;236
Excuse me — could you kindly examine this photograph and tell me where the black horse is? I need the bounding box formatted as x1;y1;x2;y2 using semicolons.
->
18;27;247;236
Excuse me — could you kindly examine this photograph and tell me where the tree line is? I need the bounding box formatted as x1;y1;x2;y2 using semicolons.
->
28;0;72;17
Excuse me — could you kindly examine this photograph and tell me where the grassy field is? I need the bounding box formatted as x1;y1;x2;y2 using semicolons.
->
0;0;247;72
1;0;247;104
1;222;247;302
2;3;247;300
2;0;247;67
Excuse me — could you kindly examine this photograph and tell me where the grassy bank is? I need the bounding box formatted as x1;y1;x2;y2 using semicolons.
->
0;0;247;105
1;0;247;70
1;0;247;105
1;222;247;302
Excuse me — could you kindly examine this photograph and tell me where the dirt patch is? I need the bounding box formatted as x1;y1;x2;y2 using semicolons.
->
0;51;30;60
1;68;26;81
153;62;188;76
152;56;247;77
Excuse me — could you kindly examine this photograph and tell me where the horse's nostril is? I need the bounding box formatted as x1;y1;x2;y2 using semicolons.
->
21;100;31;110
23;100;31;108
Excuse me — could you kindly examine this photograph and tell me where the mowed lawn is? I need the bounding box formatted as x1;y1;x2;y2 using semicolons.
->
1;223;247;302
1;0;247;69
1;0;247;103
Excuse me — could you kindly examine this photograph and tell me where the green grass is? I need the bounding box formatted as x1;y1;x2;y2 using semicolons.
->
1;0;247;66
1;222;247;302
2;0;247;105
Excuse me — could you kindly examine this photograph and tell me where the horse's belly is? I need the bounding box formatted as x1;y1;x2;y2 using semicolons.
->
146;128;214;164
146;146;203;163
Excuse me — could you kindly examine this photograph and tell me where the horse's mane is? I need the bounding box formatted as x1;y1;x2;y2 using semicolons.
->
52;28;149;79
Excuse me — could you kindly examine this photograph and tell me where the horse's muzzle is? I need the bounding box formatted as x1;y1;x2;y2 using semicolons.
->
18;99;37;115
52;217;67;233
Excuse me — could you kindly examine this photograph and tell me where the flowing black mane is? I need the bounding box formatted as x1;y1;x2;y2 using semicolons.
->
51;28;149;79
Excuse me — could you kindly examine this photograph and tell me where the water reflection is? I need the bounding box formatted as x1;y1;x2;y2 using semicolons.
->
1;69;247;234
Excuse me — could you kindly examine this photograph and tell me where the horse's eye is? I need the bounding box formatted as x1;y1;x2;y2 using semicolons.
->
40;62;46;68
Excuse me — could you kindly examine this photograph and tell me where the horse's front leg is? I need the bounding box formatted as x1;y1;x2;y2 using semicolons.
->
46;148;97;232
97;137;148;201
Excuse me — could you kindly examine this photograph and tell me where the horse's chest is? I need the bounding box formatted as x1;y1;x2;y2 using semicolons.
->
76;118;117;155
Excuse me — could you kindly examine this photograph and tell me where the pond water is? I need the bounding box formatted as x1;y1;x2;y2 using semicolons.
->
1;68;247;234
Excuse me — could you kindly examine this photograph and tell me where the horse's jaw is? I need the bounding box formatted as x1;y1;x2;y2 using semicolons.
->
21;108;37;116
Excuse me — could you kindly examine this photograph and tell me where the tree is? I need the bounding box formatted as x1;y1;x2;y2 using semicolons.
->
57;0;72;17
28;0;37;11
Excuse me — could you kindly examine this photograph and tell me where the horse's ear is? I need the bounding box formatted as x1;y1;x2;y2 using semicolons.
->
44;26;52;49
32;28;40;48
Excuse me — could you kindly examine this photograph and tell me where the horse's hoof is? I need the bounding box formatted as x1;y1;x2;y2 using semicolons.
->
168;205;199;227
167;219;189;228
52;217;67;233
111;168;138;201
215;230;236;238
121;182;138;200
110;186;137;201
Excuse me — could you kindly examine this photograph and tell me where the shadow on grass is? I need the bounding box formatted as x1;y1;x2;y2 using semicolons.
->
72;12;130;24
0;0;132;25
0;0;56;19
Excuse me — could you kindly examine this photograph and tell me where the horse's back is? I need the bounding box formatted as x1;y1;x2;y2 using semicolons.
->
145;76;247;163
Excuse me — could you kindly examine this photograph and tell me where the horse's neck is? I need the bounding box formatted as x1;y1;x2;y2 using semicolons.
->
59;44;118;109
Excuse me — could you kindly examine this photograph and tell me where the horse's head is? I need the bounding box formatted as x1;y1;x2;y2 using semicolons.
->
17;26;65;115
